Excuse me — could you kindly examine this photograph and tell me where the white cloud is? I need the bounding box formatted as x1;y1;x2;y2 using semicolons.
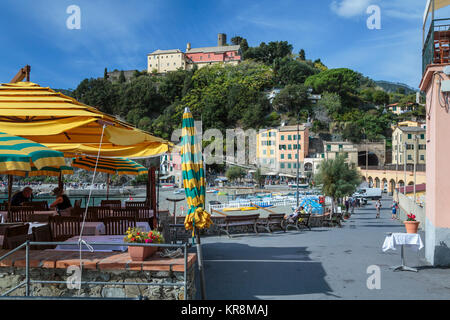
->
330;0;374;18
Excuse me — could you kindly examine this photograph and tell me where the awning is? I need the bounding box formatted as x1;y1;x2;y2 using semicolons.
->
279;173;296;178
72;156;147;176
423;0;450;24
265;172;278;176
0;82;171;158
159;175;174;180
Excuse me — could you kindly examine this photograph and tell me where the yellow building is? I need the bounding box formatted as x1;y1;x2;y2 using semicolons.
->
256;128;278;171
147;49;188;73
392;126;426;165
323;141;358;166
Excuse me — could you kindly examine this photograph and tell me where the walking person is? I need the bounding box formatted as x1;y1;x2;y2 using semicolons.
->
391;201;398;220
345;199;349;213
375;199;382;219
350;198;355;214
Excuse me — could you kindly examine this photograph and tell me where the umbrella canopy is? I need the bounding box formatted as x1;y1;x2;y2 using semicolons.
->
0;132;66;173
72;156;147;176
5;163;73;177
181;108;212;233
0;82;170;158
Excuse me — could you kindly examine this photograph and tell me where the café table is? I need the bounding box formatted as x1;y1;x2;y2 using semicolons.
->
54;235;128;252
382;232;424;272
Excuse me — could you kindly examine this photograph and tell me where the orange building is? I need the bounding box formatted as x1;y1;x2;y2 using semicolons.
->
277;125;309;174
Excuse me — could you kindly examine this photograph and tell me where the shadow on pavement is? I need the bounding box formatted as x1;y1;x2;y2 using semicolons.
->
195;242;333;300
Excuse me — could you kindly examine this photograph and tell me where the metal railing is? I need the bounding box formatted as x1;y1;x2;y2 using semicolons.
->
423;18;450;73
361;164;426;172
0;241;191;300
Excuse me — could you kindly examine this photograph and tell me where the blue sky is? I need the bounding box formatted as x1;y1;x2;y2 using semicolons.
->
0;0;447;89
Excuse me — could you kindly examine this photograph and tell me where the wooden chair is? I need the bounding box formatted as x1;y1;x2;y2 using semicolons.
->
70;207;98;222
8;207;34;223
0;223;26;235
125;201;147;208
100;200;122;208
0;201;9;211
111;208;138;219
135;207;153;222
28;213;52;223
48;216;81;242
96;207;112;220
73;199;82;208
22;201;49;211
2;223;30;250
102;217;136;235
31;224;55;250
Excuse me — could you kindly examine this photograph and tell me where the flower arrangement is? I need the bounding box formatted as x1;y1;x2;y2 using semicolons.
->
406;213;416;221
123;227;164;244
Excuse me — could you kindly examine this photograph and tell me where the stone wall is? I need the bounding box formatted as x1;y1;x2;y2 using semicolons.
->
397;192;426;230
0;249;196;299
0;266;195;299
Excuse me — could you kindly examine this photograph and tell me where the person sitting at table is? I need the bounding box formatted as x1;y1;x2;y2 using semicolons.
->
49;187;73;216
11;187;33;206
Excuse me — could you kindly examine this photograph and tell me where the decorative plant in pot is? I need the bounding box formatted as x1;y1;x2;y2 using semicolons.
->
404;213;420;234
124;227;164;261
343;212;350;220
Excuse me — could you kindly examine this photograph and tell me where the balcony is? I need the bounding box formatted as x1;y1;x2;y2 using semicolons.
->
423;18;450;73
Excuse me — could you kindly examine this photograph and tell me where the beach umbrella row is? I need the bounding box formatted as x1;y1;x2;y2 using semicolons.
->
72;156;147;199
0;132;68;210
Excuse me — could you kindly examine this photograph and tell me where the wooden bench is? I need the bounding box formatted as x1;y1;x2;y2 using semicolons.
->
283;213;312;231
217;214;260;238
323;213;343;228
257;214;286;233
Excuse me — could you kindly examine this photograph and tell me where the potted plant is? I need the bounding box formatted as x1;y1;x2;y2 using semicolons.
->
124;227;164;261
343;212;350;220
404;213;420;234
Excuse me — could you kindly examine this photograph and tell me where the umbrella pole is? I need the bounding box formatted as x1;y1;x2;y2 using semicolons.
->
58;173;63;190
195;229;207;300
7;175;12;220
106;174;110;200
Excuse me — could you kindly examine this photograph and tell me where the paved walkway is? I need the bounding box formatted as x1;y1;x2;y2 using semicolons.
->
196;196;450;299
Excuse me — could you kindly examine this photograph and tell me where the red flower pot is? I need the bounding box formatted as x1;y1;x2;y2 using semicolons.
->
128;245;158;261
404;221;420;234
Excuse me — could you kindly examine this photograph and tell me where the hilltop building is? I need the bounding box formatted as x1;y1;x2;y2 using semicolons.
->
147;33;242;74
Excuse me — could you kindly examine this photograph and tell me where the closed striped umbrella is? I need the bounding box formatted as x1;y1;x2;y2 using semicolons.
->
71;156;147;175
0;132;66;173
181;107;211;299
181;108;212;233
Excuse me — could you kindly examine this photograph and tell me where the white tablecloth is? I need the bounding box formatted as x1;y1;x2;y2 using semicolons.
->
382;233;424;252
54;235;127;252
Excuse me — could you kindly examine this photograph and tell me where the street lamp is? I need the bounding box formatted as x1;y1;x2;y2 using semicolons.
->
296;118;300;208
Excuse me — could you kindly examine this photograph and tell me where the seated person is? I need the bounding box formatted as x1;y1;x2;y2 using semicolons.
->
49;187;73;216
11;187;33;206
284;206;306;223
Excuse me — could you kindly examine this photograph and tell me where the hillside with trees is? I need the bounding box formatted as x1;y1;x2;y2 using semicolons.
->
65;37;425;147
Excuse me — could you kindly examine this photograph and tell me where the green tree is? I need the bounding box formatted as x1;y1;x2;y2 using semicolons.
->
272;84;310;115
254;168;265;188
72;78;119;115
299;49;306;61
244;41;293;65
119;70;126;83
305;68;361;108
226;166;246;183
315;155;361;214
273;57;317;85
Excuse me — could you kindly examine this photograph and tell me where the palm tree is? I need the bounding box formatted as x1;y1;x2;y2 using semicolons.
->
315;154;361;216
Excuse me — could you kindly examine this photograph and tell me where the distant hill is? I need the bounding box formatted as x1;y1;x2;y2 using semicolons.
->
375;80;418;94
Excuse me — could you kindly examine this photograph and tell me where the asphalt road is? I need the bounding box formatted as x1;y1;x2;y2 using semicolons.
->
194;195;450;300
